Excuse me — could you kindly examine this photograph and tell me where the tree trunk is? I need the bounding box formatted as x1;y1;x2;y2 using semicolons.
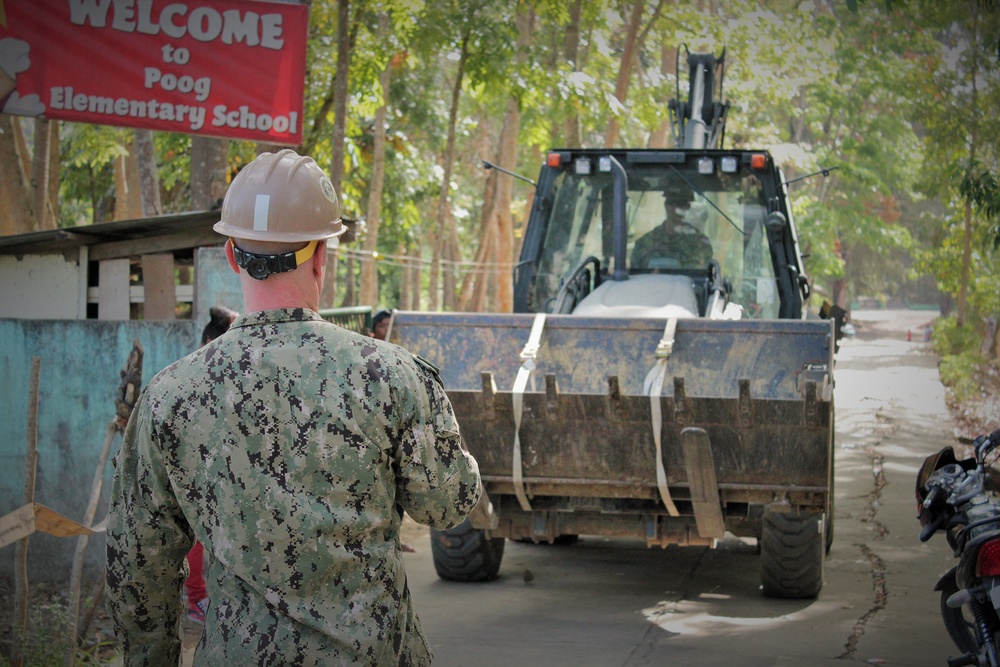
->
339;253;356;307
30;118;52;230
956;8;981;328
113;149;142;221
46;121;60;229
463;223;495;312
189;137;228;210
605;2;645;149
648;42;675;148
134;129;162;217
360;12;391;309
458;146;497;312
431;30;470;311
563;0;583;147
957;198;973;327
408;253;422;311
604;1;664;149
0;116;34;234
323;0;352;309
991;318;1000;360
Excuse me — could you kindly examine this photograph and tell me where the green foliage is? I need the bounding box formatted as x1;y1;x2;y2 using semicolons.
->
1;595;121;667
933;314;982;356
57;124;129;225
32;0;1000;322
938;349;984;403
931;313;995;406
959;160;1000;248
933;314;987;403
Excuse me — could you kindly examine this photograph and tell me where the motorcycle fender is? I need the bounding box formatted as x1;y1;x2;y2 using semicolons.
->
933;566;958;593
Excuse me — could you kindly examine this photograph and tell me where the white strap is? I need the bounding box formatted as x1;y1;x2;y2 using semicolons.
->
512;313;546;511
643;318;679;516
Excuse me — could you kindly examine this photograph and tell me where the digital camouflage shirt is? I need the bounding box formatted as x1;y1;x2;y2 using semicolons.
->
630;221;714;271
106;308;482;666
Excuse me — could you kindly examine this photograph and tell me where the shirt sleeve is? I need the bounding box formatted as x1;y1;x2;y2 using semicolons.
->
392;355;482;529
105;389;192;667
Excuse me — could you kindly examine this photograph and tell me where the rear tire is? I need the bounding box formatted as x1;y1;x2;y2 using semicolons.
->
430;518;505;582
760;509;824;599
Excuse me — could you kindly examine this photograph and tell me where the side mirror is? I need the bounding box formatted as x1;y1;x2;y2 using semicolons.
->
764;211;787;233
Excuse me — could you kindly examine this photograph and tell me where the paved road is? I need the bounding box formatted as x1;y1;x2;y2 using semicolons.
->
400;309;962;667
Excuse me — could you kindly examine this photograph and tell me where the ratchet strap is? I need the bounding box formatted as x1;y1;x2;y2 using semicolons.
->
511;313;547;512
643;317;680;516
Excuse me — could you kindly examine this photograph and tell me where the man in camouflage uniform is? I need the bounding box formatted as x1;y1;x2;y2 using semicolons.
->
106;149;482;666
631;185;713;271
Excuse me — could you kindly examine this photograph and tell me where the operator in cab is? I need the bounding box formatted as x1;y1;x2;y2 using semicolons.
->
630;184;713;271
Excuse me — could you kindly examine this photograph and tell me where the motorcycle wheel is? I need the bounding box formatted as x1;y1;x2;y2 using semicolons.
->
939;575;982;656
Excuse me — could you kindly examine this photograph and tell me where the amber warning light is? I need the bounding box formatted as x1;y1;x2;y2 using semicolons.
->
751;153;767;170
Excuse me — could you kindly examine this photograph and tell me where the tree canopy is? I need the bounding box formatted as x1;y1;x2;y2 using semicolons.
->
1;0;997;347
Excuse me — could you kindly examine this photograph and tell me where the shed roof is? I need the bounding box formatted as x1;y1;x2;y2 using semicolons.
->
0;211;223;261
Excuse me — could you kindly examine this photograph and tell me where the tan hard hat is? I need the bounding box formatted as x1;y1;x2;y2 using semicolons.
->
214;149;345;242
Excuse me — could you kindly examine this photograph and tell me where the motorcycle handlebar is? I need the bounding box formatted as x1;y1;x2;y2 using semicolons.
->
922;484;941;512
920;514;944;542
976;429;1000;461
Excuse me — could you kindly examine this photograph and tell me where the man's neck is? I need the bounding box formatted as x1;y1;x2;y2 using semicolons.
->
241;279;320;313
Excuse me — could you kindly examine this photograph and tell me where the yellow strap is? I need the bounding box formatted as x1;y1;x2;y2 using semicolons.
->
294;239;320;266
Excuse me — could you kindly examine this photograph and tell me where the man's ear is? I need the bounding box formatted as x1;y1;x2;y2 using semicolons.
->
313;240;327;279
224;238;241;274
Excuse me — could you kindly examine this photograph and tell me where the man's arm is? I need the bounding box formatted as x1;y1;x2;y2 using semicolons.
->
393;356;482;529
106;392;192;666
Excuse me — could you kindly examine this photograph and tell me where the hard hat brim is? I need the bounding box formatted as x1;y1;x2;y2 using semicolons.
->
213;218;346;243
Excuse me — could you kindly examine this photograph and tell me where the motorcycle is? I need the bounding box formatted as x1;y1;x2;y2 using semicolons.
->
917;428;1000;667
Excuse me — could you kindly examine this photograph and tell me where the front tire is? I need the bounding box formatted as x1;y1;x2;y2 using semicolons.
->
938;572;981;655
760;509;824;599
430;518;505;582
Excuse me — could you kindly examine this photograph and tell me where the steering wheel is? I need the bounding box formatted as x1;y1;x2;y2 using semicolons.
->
552;256;601;314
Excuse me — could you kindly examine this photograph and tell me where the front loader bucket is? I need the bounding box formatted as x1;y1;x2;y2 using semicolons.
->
388;312;834;544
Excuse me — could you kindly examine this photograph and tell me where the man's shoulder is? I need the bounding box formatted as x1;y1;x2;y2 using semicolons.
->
142;347;215;397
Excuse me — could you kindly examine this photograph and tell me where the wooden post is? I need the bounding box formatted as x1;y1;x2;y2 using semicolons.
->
64;420;118;667
65;339;143;667
12;357;41;667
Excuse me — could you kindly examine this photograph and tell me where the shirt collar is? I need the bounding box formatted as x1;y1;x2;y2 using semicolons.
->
230;308;326;330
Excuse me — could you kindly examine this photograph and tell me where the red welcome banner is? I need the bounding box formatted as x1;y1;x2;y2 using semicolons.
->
0;0;309;144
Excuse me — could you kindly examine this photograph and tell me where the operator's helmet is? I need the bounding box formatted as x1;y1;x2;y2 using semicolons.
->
214;149;344;243
663;180;695;210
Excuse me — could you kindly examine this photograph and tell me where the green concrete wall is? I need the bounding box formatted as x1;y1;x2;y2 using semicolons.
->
194;246;243;326
1;319;198;581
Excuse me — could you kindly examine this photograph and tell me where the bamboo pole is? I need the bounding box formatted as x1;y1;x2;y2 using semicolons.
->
12;357;41;667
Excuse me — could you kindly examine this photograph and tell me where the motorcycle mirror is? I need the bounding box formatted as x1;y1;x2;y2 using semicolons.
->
764;211;787;233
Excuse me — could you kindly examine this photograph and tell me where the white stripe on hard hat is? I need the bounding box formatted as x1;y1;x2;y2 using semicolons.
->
253;194;271;231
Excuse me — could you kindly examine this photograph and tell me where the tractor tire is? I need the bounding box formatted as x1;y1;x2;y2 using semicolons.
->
430;518;505;582
760;509;824;599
